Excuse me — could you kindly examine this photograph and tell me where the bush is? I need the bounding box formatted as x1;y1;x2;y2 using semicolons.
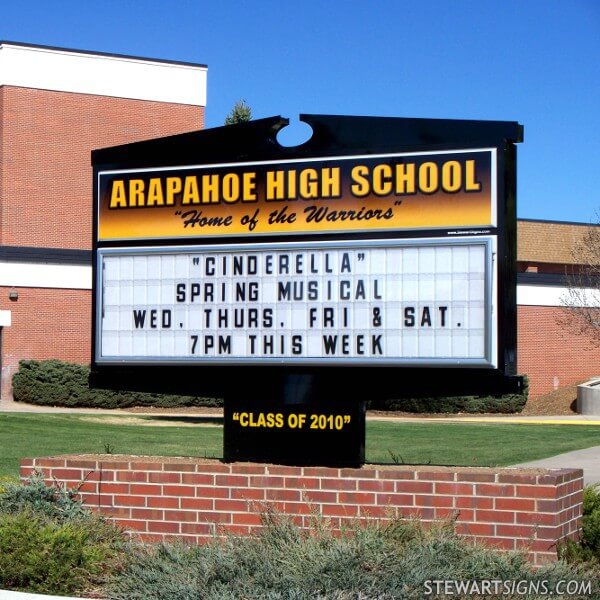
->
0;474;127;596
106;514;596;600
12;359;222;409
582;484;600;555
369;381;528;414
13;358;527;414
0;510;125;596
0;476;19;496
369;377;529;415
2;476;596;598
0;471;89;522
374;393;527;414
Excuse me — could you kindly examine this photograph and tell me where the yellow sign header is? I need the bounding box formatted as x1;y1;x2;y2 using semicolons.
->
97;149;495;240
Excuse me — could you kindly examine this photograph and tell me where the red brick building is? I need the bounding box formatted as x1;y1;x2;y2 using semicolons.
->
517;219;599;398
0;42;597;403
0;41;206;400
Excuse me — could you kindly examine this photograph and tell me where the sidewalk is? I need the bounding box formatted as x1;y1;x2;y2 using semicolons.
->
0;395;222;418
514;446;600;486
368;413;600;425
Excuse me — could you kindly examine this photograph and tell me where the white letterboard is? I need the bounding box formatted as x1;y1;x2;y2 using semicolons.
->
96;238;496;366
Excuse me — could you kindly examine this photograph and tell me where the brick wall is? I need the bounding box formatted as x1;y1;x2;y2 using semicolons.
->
0;287;90;400
0;85;204;249
518;305;599;398
21;455;583;565
0;87;3;235
0;84;204;399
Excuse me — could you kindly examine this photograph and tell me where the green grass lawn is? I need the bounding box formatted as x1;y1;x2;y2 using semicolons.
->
366;421;600;466
0;414;223;478
1;413;599;477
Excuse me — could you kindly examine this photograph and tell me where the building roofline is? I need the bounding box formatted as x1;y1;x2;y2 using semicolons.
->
518;217;598;227
0;40;207;69
0;40;206;106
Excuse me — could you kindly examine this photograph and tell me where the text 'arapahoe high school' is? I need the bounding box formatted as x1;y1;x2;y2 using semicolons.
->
108;158;482;208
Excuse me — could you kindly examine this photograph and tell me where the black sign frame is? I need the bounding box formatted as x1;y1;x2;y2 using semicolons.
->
91;115;523;466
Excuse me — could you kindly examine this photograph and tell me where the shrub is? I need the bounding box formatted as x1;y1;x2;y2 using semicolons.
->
12;359;222;409
369;387;528;414
0;471;89;522
106;514;596;599
0;475;19;495
0;510;125;596
582;484;600;554
13;358;527;414
369;377;528;415
0;474;127;596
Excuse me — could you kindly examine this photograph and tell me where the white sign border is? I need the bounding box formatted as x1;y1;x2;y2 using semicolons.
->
95;236;498;368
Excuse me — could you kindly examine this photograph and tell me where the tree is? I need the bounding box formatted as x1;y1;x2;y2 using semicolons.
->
561;215;600;346
224;99;252;125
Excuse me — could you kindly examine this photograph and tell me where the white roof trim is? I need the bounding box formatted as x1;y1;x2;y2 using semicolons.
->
0;261;91;290
517;284;599;308
0;43;206;106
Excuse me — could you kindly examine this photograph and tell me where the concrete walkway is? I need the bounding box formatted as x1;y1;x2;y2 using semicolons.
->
514;446;600;486
0;395;181;415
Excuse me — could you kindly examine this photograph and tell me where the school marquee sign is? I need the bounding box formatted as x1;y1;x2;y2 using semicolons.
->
92;115;523;466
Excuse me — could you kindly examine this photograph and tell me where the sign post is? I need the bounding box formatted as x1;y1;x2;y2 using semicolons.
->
223;374;367;466
91;115;523;466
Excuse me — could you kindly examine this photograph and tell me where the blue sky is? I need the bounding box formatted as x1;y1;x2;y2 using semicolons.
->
1;0;598;223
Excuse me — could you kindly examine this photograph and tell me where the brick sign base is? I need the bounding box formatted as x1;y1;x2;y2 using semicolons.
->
20;455;583;565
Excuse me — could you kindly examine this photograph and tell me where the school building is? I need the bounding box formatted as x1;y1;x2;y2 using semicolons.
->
0;41;597;403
